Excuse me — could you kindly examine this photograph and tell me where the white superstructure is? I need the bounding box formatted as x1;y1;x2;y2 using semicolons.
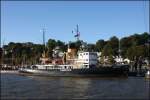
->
76;52;98;68
114;56;124;64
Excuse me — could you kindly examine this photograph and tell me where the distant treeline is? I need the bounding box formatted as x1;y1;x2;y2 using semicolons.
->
1;32;150;65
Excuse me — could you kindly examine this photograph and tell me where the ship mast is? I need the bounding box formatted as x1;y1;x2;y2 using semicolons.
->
0;30;2;65
72;24;80;41
0;30;1;48
118;38;121;57
41;28;46;58
118;37;122;64
76;24;80;41
42;28;46;48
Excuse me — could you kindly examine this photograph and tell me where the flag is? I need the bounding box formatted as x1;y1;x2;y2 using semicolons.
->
74;32;80;37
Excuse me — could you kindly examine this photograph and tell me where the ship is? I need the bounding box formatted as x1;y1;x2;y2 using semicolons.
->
19;50;129;77
19;25;129;77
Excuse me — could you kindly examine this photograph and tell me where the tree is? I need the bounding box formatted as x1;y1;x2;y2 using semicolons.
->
56;40;65;52
47;39;56;50
101;36;118;57
96;39;105;52
120;37;132;57
87;44;96;52
101;43;114;56
47;39;57;57
109;36;119;56
121;32;150;58
126;45;147;60
1;32;149;66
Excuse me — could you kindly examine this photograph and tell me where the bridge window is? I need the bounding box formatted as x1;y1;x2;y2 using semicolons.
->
64;66;66;69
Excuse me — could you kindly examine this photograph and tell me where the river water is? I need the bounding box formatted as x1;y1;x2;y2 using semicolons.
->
1;72;150;99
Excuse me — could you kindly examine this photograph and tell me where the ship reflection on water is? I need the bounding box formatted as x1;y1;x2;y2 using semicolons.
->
1;73;149;99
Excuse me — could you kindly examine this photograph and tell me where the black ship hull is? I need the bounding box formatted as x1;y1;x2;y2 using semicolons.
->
19;65;129;77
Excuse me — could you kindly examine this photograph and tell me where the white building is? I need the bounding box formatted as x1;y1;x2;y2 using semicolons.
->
76;52;98;68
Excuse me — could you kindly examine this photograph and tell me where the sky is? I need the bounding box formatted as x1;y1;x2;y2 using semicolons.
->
1;1;149;45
